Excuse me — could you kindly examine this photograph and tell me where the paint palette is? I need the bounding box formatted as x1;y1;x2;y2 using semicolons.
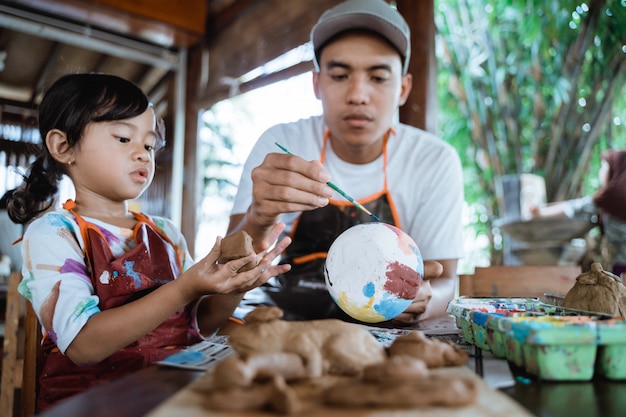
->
324;223;424;323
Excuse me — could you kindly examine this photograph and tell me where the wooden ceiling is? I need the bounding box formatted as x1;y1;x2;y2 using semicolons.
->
0;0;202;119
0;0;344;119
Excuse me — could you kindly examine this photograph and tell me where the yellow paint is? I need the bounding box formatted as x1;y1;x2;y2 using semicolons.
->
337;291;385;322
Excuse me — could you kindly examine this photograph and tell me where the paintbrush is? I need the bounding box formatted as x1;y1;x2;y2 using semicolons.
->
275;142;381;221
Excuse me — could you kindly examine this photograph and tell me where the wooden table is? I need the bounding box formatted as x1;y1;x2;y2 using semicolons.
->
501;377;626;417
476;350;626;417
36;366;203;417
36;344;626;417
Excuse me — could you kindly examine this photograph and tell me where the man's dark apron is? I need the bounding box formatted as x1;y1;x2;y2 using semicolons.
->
263;131;402;320
37;200;200;410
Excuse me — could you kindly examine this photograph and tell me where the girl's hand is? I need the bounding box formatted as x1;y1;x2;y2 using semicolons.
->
178;223;291;301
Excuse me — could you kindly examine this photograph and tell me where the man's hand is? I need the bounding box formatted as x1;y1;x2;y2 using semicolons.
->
392;261;443;325
248;152;334;228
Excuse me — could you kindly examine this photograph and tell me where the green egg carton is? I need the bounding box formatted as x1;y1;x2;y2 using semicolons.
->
470;310;530;353
596;319;626;380
510;316;598;381
446;297;548;317
484;312;541;360
446;297;621;380
485;314;507;357
459;316;474;344
492;314;541;367
506;331;525;368
469;311;491;351
445;297;547;347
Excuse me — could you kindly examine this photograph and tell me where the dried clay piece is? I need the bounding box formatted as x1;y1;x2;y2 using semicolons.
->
228;306;387;378
219;230;257;272
362;355;429;383
213;352;307;389
387;331;469;368
562;262;626;317
325;374;478;408
204;375;302;415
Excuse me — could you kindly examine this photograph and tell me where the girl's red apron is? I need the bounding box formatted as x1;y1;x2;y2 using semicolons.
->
37;200;200;410
263;131;401;320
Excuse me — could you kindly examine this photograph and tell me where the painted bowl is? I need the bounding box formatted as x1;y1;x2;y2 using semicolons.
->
324;223;424;323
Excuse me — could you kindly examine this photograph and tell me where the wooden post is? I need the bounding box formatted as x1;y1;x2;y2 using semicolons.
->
396;0;437;133
1;272;25;416
181;44;203;257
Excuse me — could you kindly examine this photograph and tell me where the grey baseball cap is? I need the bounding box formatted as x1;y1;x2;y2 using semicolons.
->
310;0;411;74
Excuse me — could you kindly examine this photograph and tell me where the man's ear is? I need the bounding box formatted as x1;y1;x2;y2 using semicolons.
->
312;72;322;100
398;73;413;106
46;129;74;165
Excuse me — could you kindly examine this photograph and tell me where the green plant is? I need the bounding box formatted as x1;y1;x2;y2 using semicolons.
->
436;0;626;265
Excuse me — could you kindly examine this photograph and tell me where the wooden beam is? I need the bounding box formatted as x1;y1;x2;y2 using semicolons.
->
182;44;204;256
12;0;205;47
206;0;261;40
397;0;437;133
197;60;314;110
93;0;206;34
199;0;341;105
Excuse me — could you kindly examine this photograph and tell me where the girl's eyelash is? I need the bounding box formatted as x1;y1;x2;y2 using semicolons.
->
114;135;157;151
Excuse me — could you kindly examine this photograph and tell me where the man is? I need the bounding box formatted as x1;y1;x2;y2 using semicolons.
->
228;0;464;324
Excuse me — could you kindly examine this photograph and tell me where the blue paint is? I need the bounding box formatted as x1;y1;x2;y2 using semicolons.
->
162;350;204;365
362;282;376;298
373;293;412;319
123;260;142;288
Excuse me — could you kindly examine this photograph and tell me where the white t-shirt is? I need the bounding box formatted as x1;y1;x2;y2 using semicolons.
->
231;115;465;261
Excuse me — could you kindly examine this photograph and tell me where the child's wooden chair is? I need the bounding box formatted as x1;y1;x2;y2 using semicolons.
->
1;271;42;417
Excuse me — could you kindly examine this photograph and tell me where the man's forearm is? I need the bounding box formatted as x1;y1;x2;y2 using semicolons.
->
419;276;455;321
228;211;276;252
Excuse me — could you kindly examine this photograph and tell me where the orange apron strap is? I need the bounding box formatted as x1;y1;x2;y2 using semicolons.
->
62;199;110;276
131;211;183;272
381;130;403;229
292;252;327;264
320;129;402;229
63;200;92;257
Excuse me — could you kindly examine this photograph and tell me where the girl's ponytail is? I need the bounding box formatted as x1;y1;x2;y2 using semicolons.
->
8;153;63;224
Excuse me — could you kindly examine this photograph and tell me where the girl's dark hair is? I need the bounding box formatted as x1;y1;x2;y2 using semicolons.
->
593;150;626;222
7;73;165;225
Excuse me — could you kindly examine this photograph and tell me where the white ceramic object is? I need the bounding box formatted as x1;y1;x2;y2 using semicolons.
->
324;223;424;323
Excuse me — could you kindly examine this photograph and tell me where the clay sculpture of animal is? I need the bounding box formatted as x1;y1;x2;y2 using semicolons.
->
387;331;469;368
227;306;387;378
562;262;626;317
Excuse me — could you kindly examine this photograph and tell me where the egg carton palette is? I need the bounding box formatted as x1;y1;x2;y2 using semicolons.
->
446;297;625;381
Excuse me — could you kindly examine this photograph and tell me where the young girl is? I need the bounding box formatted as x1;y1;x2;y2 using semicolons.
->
6;73;291;411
